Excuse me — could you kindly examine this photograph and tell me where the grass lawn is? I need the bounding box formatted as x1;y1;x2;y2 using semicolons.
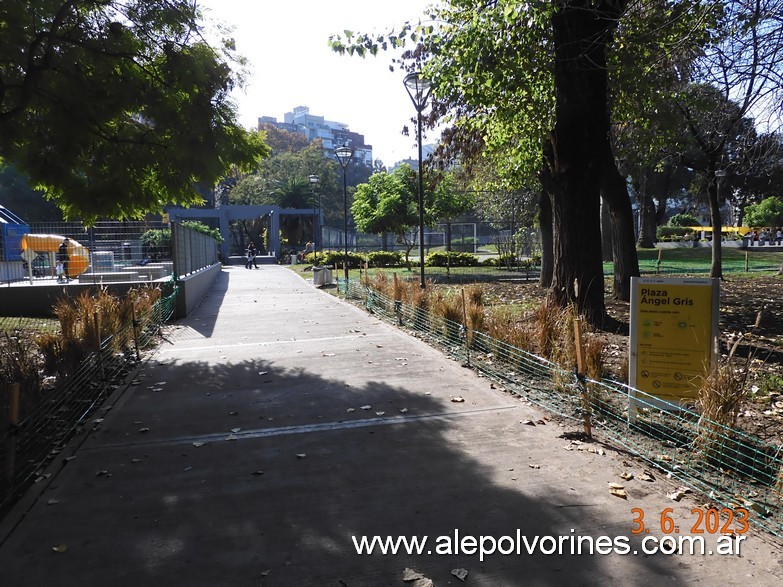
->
631;247;783;275
289;246;782;286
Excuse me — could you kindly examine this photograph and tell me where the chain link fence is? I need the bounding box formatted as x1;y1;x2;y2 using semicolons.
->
0;285;177;517
1;220;171;284
344;280;783;540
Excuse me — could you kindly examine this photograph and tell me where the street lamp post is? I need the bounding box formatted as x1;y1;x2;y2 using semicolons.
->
404;71;432;289
335;146;354;288
309;173;319;265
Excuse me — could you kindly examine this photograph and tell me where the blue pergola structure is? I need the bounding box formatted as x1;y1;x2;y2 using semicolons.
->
165;205;319;262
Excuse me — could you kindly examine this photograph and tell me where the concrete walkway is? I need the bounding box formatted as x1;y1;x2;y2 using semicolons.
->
0;265;781;586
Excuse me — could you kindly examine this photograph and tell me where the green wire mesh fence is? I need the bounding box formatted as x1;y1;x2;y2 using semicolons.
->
344;279;783;539
0;284;177;516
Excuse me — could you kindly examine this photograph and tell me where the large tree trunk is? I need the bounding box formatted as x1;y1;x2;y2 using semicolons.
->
635;172;657;248
540;1;624;327
601;198;613;262
601;149;640;301
538;189;554;288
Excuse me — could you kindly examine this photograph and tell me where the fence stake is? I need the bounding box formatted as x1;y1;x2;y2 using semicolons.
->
131;303;141;361
94;311;105;380
461;288;471;366
393;273;403;325
745;250;749;273
657;249;662;274
573;317;592;439
5;383;20;496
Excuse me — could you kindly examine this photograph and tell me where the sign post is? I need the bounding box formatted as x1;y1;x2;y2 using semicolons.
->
629;277;719;417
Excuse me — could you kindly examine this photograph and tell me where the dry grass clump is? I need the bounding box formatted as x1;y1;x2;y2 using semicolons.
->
431;290;462;342
694;342;750;456
534;296;571;362
1;333;42;415
583;334;605;382
484;306;534;363
37;286;163;378
359;277;603;389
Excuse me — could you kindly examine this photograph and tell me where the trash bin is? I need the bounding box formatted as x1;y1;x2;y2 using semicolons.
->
313;266;324;286
290;254;298;265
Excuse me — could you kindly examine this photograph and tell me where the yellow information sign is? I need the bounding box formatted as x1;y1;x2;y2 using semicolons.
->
629;277;719;409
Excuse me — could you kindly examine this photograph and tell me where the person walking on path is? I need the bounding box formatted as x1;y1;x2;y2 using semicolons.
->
57;237;70;282
245;242;258;269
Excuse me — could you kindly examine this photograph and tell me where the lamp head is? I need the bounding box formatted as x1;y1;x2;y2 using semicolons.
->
335;146;353;169
404;71;431;112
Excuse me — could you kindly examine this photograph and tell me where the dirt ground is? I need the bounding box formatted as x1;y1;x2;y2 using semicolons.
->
473;275;783;445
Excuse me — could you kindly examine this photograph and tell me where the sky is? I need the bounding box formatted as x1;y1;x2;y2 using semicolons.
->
197;0;436;166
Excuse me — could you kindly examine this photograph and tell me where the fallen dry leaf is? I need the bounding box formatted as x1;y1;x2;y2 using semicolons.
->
608;482;625;490
620;471;634;480
610;488;628;499
451;567;468;581
296;453;306;459
451;396;465;403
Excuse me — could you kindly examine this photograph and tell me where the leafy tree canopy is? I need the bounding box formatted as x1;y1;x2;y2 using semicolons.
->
744;197;783;228
0;162;63;221
352;165;418;237
0;0;270;223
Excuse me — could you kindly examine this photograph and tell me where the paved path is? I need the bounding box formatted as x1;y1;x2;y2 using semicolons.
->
0;265;781;586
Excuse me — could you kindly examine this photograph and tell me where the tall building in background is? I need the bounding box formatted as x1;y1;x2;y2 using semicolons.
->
258;106;373;166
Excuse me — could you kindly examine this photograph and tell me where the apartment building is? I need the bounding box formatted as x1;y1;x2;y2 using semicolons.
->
258;106;373;166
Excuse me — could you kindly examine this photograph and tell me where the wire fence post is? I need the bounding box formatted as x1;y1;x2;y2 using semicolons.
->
5;383;20;497
131;303;141;361
93;311;104;380
461;287;471;366
573;316;592;439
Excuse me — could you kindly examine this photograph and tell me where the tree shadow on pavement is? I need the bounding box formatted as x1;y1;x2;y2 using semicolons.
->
0;357;683;587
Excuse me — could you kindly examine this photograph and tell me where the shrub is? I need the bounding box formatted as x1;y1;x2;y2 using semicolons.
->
140;228;171;248
367;251;404;267
656;226;693;241
426;251;480;267
315;250;365;268
668;213;700;227
182;221;223;243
